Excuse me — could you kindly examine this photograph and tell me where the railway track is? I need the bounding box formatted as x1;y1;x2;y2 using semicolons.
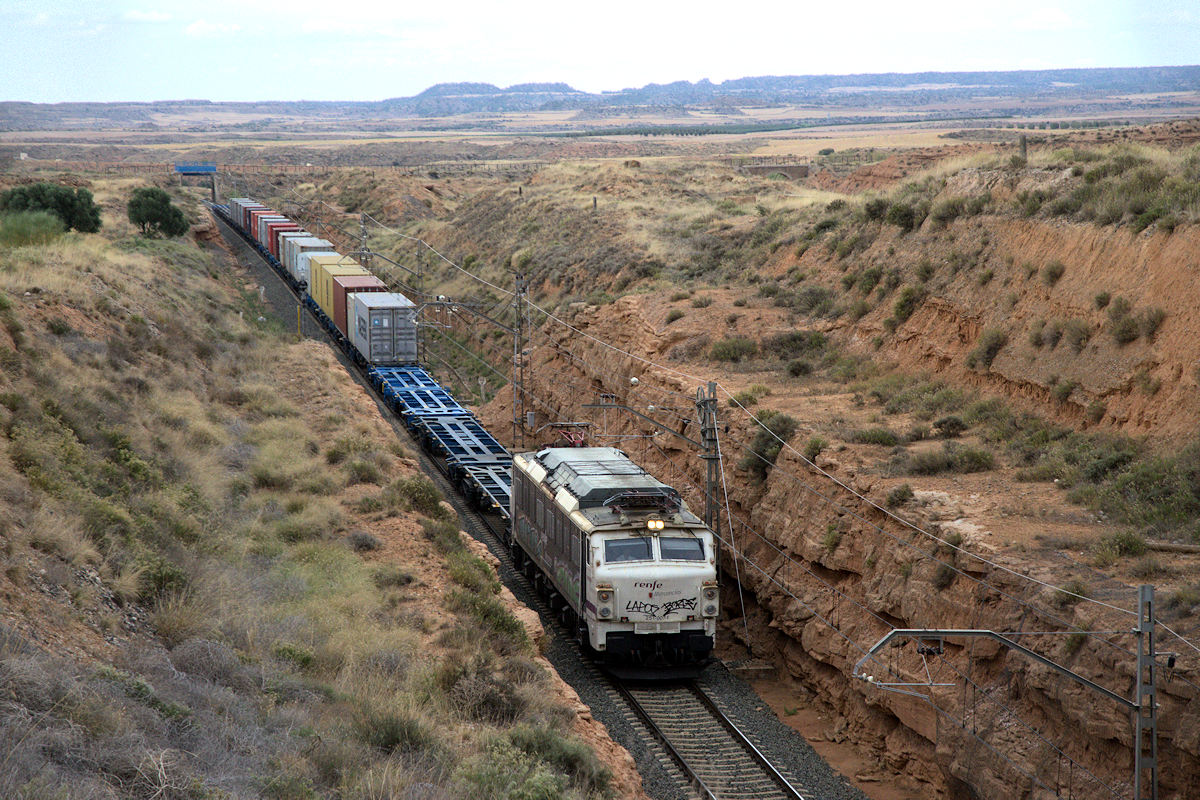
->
619;682;808;800
213;209;816;800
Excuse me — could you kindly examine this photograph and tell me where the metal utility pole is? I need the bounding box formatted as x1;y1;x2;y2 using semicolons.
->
853;584;1159;800
584;386;720;535
358;213;372;271
1135;585;1158;800
511;272;527;451
697;382;720;535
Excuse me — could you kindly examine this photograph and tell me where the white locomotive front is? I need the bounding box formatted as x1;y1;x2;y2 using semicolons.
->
510;447;718;670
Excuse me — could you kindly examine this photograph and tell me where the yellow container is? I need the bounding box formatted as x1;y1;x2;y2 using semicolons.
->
309;256;368;319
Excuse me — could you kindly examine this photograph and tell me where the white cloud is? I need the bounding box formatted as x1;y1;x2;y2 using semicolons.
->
124;10;171;23
185;19;241;37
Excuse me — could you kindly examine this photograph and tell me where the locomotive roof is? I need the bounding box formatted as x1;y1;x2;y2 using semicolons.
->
528;447;680;510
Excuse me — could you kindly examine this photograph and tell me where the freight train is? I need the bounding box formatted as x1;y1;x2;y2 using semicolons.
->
212;197;718;673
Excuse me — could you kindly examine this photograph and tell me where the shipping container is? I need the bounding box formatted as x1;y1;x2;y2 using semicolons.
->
311;260;369;320
228;198;251;225
255;215;288;246
351;292;418;365
295;251;338;288
239;203;265;231
265;221;302;257
283;237;336;286
247;209;277;241
332;275;388;338
276;232;312;277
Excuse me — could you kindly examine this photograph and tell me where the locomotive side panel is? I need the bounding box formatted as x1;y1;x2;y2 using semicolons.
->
512;469;584;614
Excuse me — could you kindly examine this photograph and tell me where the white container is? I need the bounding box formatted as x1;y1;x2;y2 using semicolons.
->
275;232;312;275
282;237;334;284
350;292;417;365
296;250;339;288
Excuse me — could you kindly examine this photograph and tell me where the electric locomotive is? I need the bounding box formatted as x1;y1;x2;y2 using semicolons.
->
511;447;718;671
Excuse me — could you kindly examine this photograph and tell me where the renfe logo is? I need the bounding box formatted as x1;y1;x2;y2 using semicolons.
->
633;581;663;591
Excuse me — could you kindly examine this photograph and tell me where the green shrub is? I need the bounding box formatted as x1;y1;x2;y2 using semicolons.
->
1095;530;1147;560
1111;316;1140;344
1094;291;1111;310
446;589;528;644
1138;307;1166;339
930;197;966;225
356;710;436;754
966;329;1007;369
787;359;812;377
669;291;690;302
1051;380;1076;402
273;642;315;670
373;565;415;588
1063;320;1092;353
386;475;445;516
886;483;914;507
128;187;189;237
863;198;890;220
1028;319;1045;348
885;203;916;231
933;416;967;438
803;436;827;461
933;563;957;590
509;725;611;795
904;442;994;475
849;427;901;446
857;267;883;294
710;337;758;362
690;296;713;308
1043;260;1066;285
822;523;843;552
764;330;825;359
0;210;66;247
892;286;926;323
739;411;799;481
730;390;760;408
0;182;101;232
1107;296;1132;322
447;550;501;595
665;309;684;324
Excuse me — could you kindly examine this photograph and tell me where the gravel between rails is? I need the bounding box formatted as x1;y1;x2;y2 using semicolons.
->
216;213;871;800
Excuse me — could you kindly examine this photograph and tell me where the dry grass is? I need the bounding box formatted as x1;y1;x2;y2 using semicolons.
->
0;187;610;799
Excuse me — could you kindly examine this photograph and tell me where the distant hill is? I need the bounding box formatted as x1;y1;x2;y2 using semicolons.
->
1;66;1197;129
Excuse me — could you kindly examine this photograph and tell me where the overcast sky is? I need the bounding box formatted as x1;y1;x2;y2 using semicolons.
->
3;0;1198;103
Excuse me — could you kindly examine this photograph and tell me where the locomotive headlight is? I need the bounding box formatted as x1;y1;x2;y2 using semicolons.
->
703;587;718;601
646;518;664;531
598;589;613;604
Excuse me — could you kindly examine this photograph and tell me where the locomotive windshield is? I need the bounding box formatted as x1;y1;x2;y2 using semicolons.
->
659;538;705;561
605;538;653;563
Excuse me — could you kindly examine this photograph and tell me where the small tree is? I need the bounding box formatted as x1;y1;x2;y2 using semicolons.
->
127;188;189;237
0;182;101;232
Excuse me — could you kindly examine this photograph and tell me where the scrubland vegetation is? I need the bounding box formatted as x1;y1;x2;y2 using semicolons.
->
0;183;609;799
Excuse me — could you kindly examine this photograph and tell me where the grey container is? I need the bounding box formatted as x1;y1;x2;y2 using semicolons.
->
275;232;311;276
282;237;334;285
256;214;288;246
351;292;417;365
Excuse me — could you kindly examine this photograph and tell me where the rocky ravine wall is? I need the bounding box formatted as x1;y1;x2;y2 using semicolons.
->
477;296;1200;800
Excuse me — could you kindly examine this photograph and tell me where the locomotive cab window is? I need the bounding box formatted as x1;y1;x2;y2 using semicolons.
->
604;538;652;563
659;537;705;561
